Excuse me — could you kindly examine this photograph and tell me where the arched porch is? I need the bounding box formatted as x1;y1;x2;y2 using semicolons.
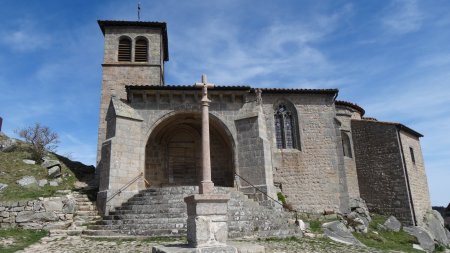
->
144;112;234;187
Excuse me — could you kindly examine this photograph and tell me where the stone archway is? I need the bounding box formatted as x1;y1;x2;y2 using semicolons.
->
145;113;234;187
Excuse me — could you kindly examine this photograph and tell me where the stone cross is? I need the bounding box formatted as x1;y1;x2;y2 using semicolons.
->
194;74;215;194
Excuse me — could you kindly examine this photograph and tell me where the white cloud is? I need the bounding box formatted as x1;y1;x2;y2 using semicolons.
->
381;0;424;35
166;5;353;88
0;19;52;52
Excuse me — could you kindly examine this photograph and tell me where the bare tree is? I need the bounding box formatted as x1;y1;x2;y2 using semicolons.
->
17;123;59;162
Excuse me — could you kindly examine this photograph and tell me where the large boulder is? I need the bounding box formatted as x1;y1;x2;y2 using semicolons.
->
15;211;59;223
322;220;365;246
22;159;36;165
38;179;48;187
0;136;17;152
43;199;64;212
47;166;61;178
42;159;60;169
345;198;371;233
404;226;435;252
0;183;7;192
423;210;450;245
384;216;402;232
16;176;38;188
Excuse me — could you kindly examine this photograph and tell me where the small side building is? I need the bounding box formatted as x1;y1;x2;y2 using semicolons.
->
351;119;431;226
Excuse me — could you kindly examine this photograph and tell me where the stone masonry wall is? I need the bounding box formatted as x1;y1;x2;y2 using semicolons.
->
399;131;431;226
352;120;415;225
335;105;360;200
0;195;76;230
264;94;344;213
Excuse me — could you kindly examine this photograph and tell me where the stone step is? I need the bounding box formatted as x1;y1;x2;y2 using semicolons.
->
119;203;186;210
104;213;187;220
78;205;97;211
82;228;186;237
111;209;186;215
49;229;83;237
75;210;99;216
88;222;186;230
100;217;186;225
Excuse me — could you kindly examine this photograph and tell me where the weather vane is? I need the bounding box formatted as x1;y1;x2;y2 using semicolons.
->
138;2;141;21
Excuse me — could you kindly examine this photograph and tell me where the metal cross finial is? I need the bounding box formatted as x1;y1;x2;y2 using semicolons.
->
138;2;141;21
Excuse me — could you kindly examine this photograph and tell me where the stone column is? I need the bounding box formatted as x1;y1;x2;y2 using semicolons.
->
195;74;215;194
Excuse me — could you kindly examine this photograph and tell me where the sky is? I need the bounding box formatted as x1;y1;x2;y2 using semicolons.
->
0;0;449;206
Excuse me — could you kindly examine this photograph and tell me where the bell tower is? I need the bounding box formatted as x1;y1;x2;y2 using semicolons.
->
96;20;169;166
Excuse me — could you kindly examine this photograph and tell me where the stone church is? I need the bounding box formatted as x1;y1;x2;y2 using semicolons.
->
95;20;431;227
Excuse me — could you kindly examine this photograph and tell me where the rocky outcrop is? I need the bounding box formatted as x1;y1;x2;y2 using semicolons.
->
343;198;371;233
16;176;38;187
322;220;365;246
0;183;7;192
422;210;450;246
42;159;62;178
383;216;401;232
404;226;435;252
0;135;17;152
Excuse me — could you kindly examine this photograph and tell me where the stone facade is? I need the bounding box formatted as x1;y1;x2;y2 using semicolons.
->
95;20;432;224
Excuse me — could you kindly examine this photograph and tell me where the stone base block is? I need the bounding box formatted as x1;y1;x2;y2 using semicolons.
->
184;194;230;247
152;243;265;253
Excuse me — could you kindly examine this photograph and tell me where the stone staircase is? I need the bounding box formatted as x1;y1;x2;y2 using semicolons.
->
83;186;300;238
49;190;101;237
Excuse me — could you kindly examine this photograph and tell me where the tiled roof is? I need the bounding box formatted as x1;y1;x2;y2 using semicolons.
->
97;20;169;61
336;100;365;116
353;118;424;138
256;88;338;95
126;84;251;91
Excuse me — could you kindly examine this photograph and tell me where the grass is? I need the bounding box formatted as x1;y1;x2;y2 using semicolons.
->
0;228;47;253
0;136;82;201
353;214;423;253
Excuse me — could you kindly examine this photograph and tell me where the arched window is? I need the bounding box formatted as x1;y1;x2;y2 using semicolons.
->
135;37;148;62
341;131;353;158
118;37;132;62
274;102;300;149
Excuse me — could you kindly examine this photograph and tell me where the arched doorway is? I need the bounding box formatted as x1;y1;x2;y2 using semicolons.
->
145;113;234;187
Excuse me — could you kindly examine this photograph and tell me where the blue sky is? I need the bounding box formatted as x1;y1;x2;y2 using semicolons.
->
0;0;449;206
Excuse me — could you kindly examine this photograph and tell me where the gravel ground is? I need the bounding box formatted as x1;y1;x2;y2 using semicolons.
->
14;235;396;253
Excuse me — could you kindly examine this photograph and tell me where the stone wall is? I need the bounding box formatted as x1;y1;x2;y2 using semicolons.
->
399;131;431;226
335;105;360;200
264;94;344;213
0;195;76;230
352;120;415;225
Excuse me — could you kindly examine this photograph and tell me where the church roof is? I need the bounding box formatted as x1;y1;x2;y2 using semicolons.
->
256;88;338;95
335;100;365;116
126;84;251;91
97;20;169;61
126;85;338;94
354;118;424;138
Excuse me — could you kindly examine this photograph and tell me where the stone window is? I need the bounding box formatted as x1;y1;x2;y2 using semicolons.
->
410;147;416;164
118;37;132;62
274;102;300;149
135;37;148;62
341;131;353;158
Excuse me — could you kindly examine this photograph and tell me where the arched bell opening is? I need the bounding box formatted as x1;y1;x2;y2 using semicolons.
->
145;112;234;187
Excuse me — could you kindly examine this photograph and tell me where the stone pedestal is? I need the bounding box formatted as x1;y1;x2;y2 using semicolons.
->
184;194;230;248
